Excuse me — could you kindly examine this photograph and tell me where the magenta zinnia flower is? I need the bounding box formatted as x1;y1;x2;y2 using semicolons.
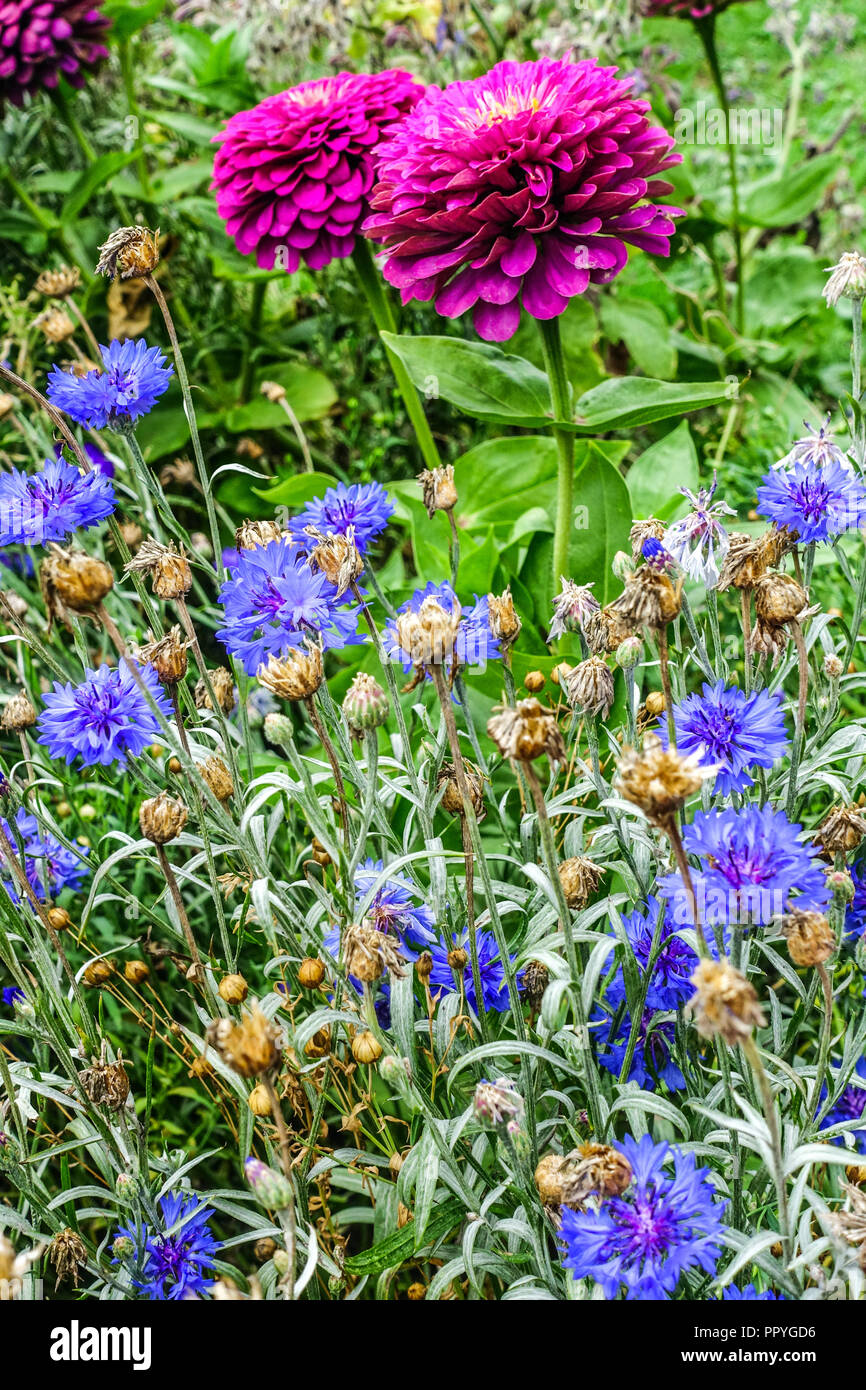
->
363;57;682;342
641;0;742;17
211;69;426;273
0;0;110;111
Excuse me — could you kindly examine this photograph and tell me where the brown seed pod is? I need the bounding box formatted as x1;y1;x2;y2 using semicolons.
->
351;1029;383;1064
95;225;161;280
139;791;188;845
487;698;566;765
685;958;766;1046
298;957;325;990
219;973;249;1005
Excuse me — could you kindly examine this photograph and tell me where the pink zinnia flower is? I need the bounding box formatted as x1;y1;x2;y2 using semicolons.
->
363;57;682;342
0;0;110;110
641;0;743;16
211;69;426;273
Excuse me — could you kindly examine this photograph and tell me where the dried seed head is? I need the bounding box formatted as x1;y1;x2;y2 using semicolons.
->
823;250;866;306
616;733;714;827
753;572;808;626
780;910;836;968
80;1052;130;1109
96;225;160;280
194;667;236;715
749;615;789;668
0;393;16;420
125;538;192;600
685;958;766;1045
139;791;188;845
549;578;600;641
235;518;284;551
487;697;566;765
207;1004;283;1077
83;959;112;987
473;1077;524;1127
137;626;188;686
298;957;325;990
306;526;364;597
582;604;635;655
437;758;485;818
716;532;768;591
198;755;234;803
524;670;545;693
33;306;75;343
34;264;81;298
254;1237;277;1262
342;920;406;983
610;566;681;630
257;645;323;701
564;656;615;718
629;517;666;561
260;380;287;403
219;973;249;1005
535;1153;567;1205
352;1029;383;1064
1;691;36;732
521;959;549;1013
814;806;866;857
48;1229;88;1289
559;1144;634;1207
558;856;603;909
342;672;389;739
304;1026;331;1058
309;836;331;868
417;464;458;517
124;959;149;985
395;593;462;671
444;947;466;973
487;588;522;649
41;546;113;625
47;906;72;932
248;1082;272;1116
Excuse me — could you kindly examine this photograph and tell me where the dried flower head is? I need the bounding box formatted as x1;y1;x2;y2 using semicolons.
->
352;1029;383;1064
1;691;36;732
40;545;113;626
342;919;406;983
137;627;188;686
139;791;188;846
814;806;866;857
564;656;615;718
34;264;81;298
629;517;666;561
487;588;522;650
487;697;566;765
582;604;635;655
685;958;766;1046
542;1143;635;1209
194;667;236;715
823;251;866;307
305;526;364;598
48;1228;87;1289
218;973;248;1005
235;518;284;551
417;464;458;517
558;856;604;909
616;733;716;827
780;909;836;968
197;754;234;804
207;1004;283;1077
394;592;462;671
125;538;192;600
32;306;75;343
79;1049;130;1110
257;644;324;701
96;226;161;280
549;578;600;642
716;532;768;591
520;959;550;1013
753;572;808;626
611;565;681;630
473;1076;524;1127
437;758;486;818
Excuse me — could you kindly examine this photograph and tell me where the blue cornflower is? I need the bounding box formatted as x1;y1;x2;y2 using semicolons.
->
594;1004;685;1092
2;985;24;1007
1;807;88;904
819;1057;866;1152
662;478;736;588
54;441;115;477
288;481;393;552
216;536;360;676
46;339;173;432
115;1192;220;1300
659;805;829;928
428;929;520;1014
756;456;866;543
845;861;866;941
608;898;697;1012
384;581;501;677
354;858;436;948
719;1283;785;1300
560;1133;726;1300
36;663;172;768
657;681;789;796
0;456;115;546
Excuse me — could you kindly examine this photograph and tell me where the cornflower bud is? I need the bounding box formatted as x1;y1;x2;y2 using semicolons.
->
245;1156;294;1209
342;672;389;739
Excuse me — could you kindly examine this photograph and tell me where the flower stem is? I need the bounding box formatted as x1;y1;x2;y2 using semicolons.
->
695;16;745;333
350;239;441;471
741;1033;791;1263
537;317;575;612
808;961;834;1120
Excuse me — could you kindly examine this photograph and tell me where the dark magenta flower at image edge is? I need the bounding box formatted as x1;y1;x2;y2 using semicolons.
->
36;663;172;767
364;56;682;341
658;804;830;926
0;0;110;110
0;454;115;545
46;339;173;431
114;1192;220;1300
560;1133;726;1299
215;536;361;676
656;680;789;796
211;68;425;272
288;481;394;552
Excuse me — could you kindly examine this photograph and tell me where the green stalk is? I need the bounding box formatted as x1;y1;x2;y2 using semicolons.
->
351;239;441;471
537;318;575;610
694;16;745;334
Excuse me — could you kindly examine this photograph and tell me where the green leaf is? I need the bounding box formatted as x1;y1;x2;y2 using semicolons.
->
453;437;558;543
741;154;838;228
148;108;218;146
343;1197;465;1276
61;150;139;220
457;527;499;594
221;365;337;433
626;421;698;522
600;297;677;380
744;250;825;333
103;0;167;38
254;472;337;508
380;332;553;426
573;376;731;431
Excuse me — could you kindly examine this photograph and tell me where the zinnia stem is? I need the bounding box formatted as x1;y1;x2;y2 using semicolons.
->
537;317;575;615
694;16;745;333
350;239;442;472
